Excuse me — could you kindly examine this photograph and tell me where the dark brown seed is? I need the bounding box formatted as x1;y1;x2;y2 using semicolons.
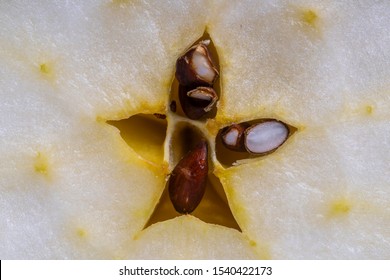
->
168;140;208;214
175;40;219;87
221;123;249;151
179;85;217;120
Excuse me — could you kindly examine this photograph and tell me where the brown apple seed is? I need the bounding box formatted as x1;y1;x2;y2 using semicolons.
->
179;85;217;120
175;40;219;86
168;139;208;214
221;123;249;151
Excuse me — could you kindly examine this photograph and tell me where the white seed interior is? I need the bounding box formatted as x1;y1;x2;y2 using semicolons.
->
192;51;215;83
223;129;239;146
245;121;288;154
188;90;213;101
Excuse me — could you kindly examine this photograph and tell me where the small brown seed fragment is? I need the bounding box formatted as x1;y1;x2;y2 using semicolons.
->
175;40;219;86
179;85;218;120
244;120;289;154
169;100;177;112
221;123;249;151
153;113;166;119
168;140;208;214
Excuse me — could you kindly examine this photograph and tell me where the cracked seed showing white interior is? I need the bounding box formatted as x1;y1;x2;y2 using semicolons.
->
192;44;216;83
224;129;239;146
189;89;213;100
187;87;218;112
244;120;289;154
221;123;248;151
175;40;219;86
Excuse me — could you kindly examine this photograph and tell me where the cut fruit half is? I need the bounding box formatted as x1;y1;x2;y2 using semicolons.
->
1;0;389;259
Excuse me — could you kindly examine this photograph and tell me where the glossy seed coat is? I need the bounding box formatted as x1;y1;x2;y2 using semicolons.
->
175;40;219;86
168;140;208;214
221;123;249;151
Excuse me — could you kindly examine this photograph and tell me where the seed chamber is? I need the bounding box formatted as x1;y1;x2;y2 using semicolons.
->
216;119;297;167
169;31;220;121
108;114;167;164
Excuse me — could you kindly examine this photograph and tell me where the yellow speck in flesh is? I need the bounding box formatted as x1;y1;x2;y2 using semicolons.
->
76;228;87;238
328;198;352;218
39;63;51;74
34;152;49;175
302;10;318;27
365;105;374;115
38;62;55;81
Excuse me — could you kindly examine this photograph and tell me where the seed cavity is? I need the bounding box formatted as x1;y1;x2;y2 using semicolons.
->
179;86;218;120
244;120;289;154
144;172;241;231
221;123;249;151
107;114;167;163
175;40;219;86
171;34;220;121
216;120;296;167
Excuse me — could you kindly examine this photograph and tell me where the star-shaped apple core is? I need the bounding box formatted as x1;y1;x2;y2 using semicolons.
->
108;33;296;232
